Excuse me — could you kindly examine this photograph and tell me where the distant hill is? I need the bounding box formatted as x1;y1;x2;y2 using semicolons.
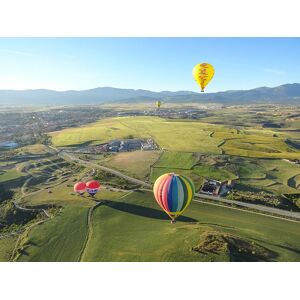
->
0;83;300;105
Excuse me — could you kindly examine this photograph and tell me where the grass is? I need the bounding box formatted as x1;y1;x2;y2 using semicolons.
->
3;107;300;261
193;165;237;181
82;191;300;262
150;154;237;190
17;206;89;262
150;167;203;190
16;186;129;262
153;151;198;169
102;150;161;180
17;144;47;155
0;168;25;183
228;157;300;195
50;117;223;153
21;177;126;207
50;116;300;159
0;236;17;262
8;177;300;261
234;159;266;179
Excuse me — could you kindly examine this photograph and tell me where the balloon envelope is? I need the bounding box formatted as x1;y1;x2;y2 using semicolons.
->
192;63;214;92
153;173;195;220
86;180;101;196
156;101;162;108
74;182;86;195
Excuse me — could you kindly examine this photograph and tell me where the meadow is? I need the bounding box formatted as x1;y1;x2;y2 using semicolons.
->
50;116;300;159
101;150;161;180
1;106;300;262
0;168;26;183
19;190;300;262
0;236;17;262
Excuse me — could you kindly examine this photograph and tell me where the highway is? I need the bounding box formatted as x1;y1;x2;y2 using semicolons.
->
194;193;300;221
56;148;152;188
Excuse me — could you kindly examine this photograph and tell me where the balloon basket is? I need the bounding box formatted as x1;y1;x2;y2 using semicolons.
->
170;219;176;224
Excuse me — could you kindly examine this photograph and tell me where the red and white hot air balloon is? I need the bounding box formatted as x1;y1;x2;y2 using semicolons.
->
74;182;86;196
86;180;101;197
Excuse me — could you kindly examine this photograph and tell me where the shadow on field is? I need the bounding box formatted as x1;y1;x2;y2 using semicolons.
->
102;200;197;222
252;237;300;256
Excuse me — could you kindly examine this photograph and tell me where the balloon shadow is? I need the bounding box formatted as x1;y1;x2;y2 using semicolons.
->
101;200;197;223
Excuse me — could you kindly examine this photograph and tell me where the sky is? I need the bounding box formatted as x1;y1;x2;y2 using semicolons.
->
0;37;299;93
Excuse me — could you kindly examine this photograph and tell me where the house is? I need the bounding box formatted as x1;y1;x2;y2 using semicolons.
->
200;179;235;196
200;179;221;196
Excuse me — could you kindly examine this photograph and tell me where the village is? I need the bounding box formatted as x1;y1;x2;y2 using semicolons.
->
68;138;158;154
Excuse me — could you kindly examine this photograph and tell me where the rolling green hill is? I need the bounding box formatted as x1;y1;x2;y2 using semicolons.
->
15;191;300;262
50;116;300;159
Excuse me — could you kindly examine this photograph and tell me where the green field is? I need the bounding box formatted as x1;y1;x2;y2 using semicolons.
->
0;168;26;183
16;179;127;261
50;116;300;159
81;191;300;262
17;206;89;262
101;150;161;180
12;190;300;262
1;107;300;262
0;236;17;262
153;151;198;169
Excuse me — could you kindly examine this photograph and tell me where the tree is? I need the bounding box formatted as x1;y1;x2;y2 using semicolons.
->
0;185;14;204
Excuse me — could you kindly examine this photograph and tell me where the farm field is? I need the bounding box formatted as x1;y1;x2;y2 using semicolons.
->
17;206;90;262
101;150;161;180
16;187;129;262
50;116;300;159
10;188;300;262
1;106;300;262
149;152;300;198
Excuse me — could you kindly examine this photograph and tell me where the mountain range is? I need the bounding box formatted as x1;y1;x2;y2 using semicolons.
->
0;83;300;105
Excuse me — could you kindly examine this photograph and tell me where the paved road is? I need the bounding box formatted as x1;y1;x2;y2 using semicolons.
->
194;193;300;221
47;145;300;221
56;148;152;188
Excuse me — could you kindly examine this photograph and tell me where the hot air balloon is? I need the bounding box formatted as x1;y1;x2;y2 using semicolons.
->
156;101;162;109
86;180;101;197
192;63;214;92
153;173;195;223
74;182;86;196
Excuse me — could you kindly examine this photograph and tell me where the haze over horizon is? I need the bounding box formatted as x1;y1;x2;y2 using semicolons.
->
0;38;300;93
1;81;300;94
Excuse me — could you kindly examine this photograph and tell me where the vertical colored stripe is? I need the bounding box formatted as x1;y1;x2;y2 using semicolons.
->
168;176;179;212
180;175;194;210
175;176;184;211
178;176;188;210
161;175;172;212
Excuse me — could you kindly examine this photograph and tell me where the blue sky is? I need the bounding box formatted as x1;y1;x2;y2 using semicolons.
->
0;38;299;92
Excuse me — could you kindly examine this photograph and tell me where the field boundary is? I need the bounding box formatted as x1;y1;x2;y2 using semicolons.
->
78;201;102;262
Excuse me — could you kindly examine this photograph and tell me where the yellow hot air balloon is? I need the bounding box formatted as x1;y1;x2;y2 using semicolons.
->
192;63;215;92
156;100;162;108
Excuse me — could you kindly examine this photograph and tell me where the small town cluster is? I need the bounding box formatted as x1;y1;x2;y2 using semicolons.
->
72;138;158;154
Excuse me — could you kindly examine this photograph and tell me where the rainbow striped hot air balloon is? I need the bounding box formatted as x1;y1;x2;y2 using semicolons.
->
153;173;195;223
